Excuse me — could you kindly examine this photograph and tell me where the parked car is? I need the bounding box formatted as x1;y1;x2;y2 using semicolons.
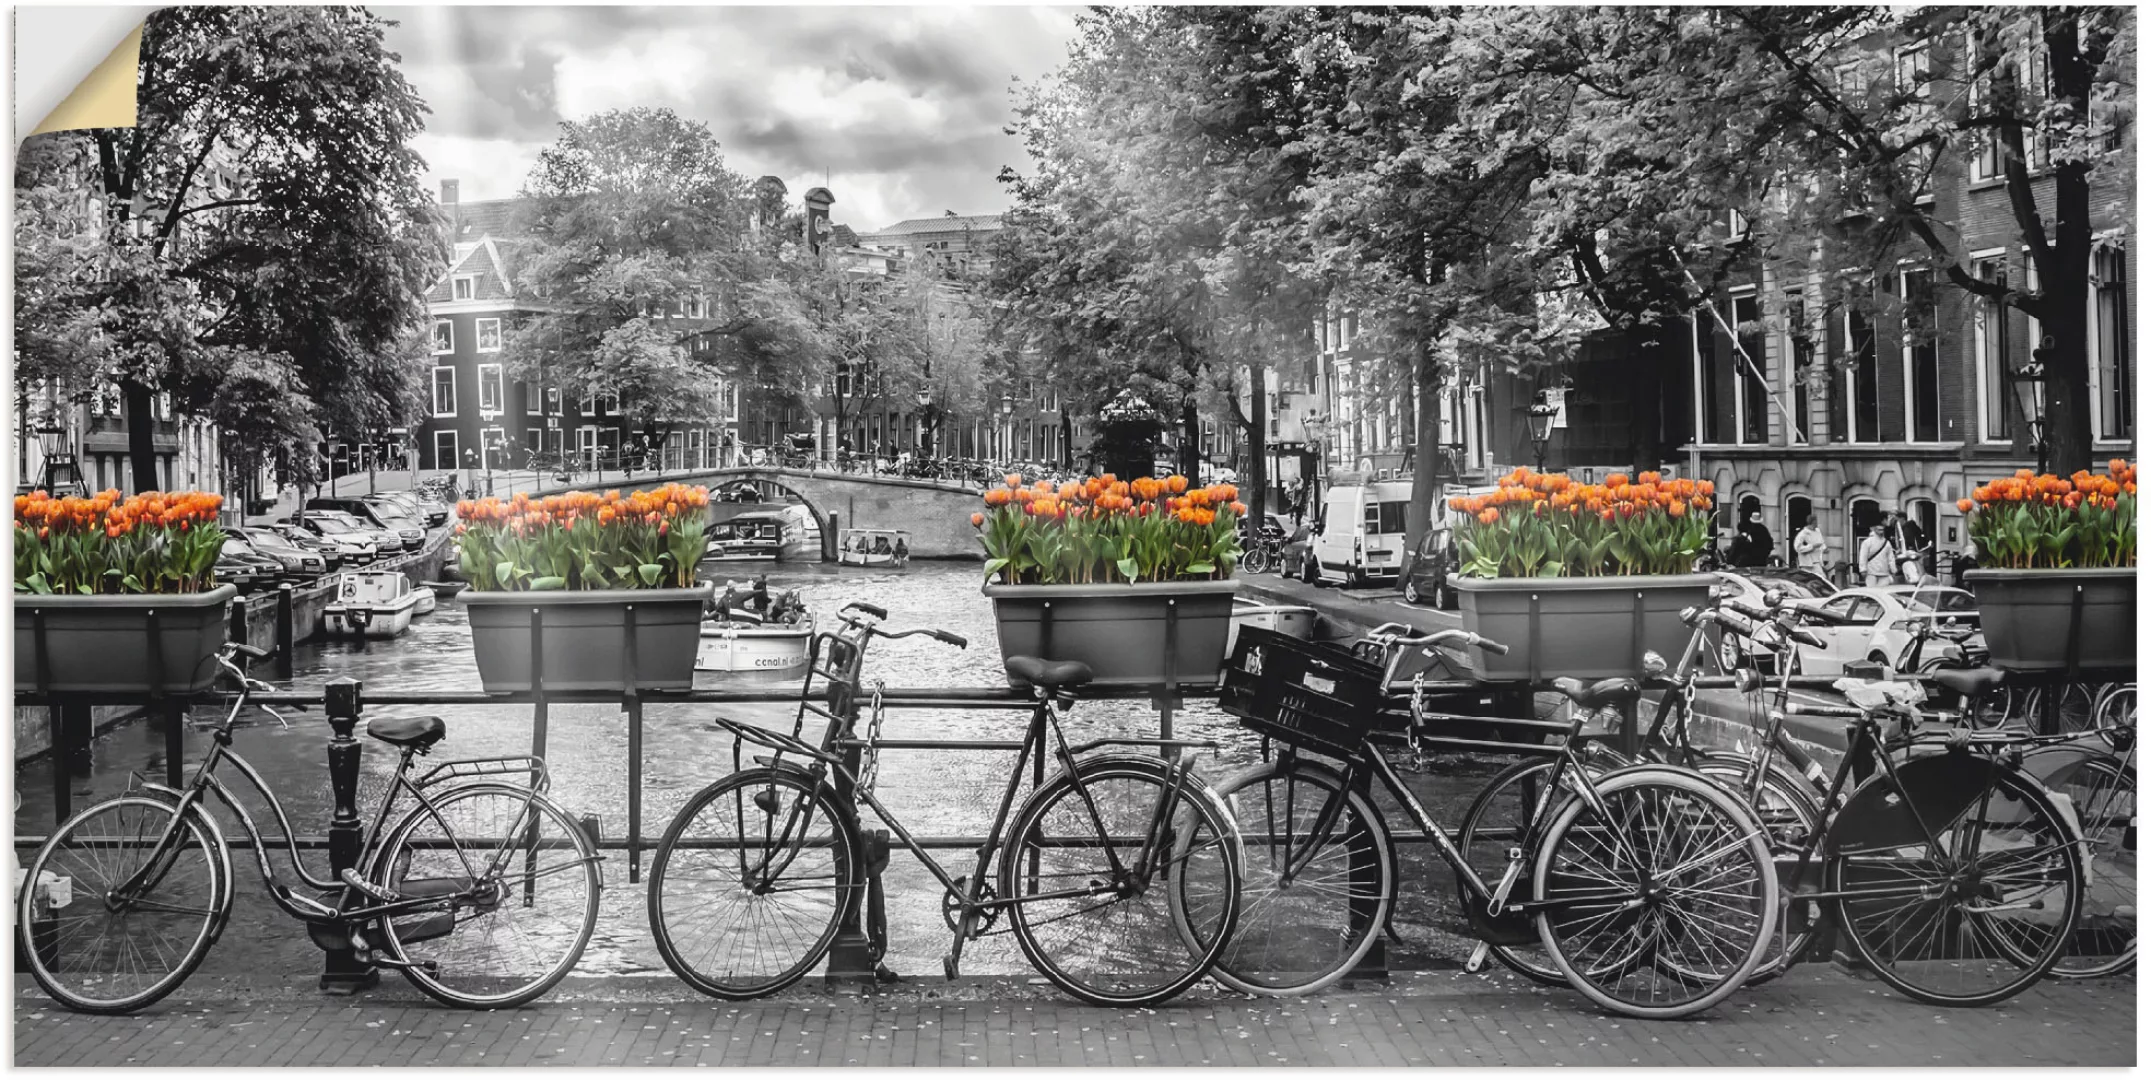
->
214;541;283;594
1789;584;1984;675
274;520;373;566
296;510;402;557
364;505;429;550
370;490;446;528
235;527;329;581
1281;523;1320;583
1401;526;1459;609
306;496;423;548
1708;568;1839;672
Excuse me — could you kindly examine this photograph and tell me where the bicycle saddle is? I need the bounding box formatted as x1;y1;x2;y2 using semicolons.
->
1551;676;1641;711
367;714;447;750
1928;667;2007;698
1005;656;1094;691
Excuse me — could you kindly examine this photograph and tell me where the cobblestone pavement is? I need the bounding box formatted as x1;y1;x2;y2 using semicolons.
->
15;968;2133;1067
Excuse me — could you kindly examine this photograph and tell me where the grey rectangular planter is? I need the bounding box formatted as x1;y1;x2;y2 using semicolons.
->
15;584;239;694
985;579;1241;689
1451;573;1716;681
1963;567;2137;672
464;583;714;693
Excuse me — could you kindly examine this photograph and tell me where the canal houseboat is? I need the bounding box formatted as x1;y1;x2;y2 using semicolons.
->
323;571;426;639
837;528;911;568
703;506;820;563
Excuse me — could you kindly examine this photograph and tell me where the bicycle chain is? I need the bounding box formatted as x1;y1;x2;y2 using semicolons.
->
858;679;889;795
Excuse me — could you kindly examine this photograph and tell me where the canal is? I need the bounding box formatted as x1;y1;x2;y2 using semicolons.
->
15;561;1509;981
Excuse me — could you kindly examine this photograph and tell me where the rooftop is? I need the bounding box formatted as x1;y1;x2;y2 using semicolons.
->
864;213;1003;237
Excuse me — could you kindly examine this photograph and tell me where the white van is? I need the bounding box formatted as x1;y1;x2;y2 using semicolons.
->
1309;480;1414;586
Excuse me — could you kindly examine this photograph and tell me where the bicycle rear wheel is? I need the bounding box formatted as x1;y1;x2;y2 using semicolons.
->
18;796;228;1014
1242;546;1270;575
1003;757;1241;1006
1455;757;1570;986
2048;754;2135;977
1829;762;2083;1006
372;783;601;1009
1534;767;1777;1019
1207;757;1391;996
1692;752;1823;983
648;769;857;1000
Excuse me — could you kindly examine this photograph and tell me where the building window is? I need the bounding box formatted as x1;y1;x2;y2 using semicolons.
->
1846;309;1880;443
1972;257;2012;443
477;363;503;415
433;429;458;471
1694;314;1722;444
452;275;476;301
431;366;457;417
1901;269;1942;442
431;320;454;354
1732;292;1766;444
2094;247;2132;441
475;317;502;352
1965;31;2002;181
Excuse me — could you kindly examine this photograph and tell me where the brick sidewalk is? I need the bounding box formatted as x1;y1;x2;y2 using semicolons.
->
14;968;2133;1067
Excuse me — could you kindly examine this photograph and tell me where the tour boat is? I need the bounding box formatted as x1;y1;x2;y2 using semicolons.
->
1224;596;1317;656
697;600;815;675
704;506;819;563
323;571;425;639
836;528;911;568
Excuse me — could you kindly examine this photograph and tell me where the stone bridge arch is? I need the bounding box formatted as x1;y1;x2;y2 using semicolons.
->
545;467;985;560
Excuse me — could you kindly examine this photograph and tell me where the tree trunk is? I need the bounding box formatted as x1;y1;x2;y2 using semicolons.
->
1629;325;1665;472
1246;362;1268;525
2041;160;2095;475
1178;398;1202;479
123;380;160;494
1060;409;1075;470
1403;339;1445;570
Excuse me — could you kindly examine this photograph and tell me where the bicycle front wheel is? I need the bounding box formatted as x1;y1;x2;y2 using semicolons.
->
1534;767;1777;1020
372;783;601;1009
1003;757;1241;1006
1829;761;2083;1006
648;769;857;1000
1208;757;1391;996
1241;546;1269;575
19;796;228;1014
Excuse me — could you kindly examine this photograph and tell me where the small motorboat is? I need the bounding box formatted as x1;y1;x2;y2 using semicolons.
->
1225;596;1316;656
413;588;437;616
422;579;468;599
836;528;911;568
324;571;425;639
697;582;814;674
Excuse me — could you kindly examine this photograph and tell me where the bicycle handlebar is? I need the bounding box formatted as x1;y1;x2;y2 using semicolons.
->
841;601;889;620
1362;622;1511;655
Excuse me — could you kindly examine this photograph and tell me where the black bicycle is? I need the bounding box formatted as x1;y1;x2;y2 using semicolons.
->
645;602;1243;1007
17;644;603;1014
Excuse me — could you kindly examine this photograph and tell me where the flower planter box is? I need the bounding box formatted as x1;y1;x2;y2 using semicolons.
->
14;585;239;695
1963;567;2137;672
985;579;1241;689
463;583;714;694
1451;573;1716;682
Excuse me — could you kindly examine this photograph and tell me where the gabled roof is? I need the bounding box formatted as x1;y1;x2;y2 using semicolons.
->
442;198;524;244
863;213;1003;237
428;197;532;305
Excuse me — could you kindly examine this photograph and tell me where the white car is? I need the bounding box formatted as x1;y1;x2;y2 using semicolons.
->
1790;584;1984;675
1708;568;1836;673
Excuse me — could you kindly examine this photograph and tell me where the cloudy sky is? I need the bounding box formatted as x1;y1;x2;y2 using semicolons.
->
377;6;1080;232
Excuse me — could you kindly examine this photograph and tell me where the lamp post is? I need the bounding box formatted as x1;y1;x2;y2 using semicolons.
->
914;386;934;457
462;448;478;499
1526;397;1560;473
998;394;1015;466
2008;339;2052;476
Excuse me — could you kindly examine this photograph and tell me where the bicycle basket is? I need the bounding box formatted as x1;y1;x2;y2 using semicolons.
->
1220;627;1387;757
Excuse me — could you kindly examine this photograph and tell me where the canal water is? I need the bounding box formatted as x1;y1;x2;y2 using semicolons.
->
15;561;1503;981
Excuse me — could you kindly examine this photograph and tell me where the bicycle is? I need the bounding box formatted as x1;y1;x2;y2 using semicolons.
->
16;644;604;1014
646;601;1243;1007
1209;624;1778;1018
1240;526;1283;575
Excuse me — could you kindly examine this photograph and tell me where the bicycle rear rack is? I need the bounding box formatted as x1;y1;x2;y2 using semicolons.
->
412;756;550;790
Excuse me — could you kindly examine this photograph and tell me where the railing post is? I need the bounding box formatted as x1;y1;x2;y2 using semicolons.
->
823;669;878;987
275;584;296;678
319;676;378;993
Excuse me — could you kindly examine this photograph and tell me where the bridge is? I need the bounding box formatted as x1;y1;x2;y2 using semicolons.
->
538;466;987;560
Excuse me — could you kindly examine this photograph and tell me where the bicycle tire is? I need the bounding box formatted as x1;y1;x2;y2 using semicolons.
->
1207;757;1392;996
1690;753;1822;984
2093;684;2136;747
2004;752;2134;979
1002;756;1241;1007
647;768;856;1000
1454;757;1571;986
1534;766;1777;1020
19;795;230;1014
372;783;601;1009
1242;546;1270;576
1828;759;2083;1007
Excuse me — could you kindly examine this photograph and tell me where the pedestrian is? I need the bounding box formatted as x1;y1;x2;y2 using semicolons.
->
1889;511;1929;584
1858;524;1896;587
1792;520;1826;574
1735;509;1773;568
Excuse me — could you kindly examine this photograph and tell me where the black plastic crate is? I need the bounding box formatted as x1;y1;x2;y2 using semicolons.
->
1221;628;1390;757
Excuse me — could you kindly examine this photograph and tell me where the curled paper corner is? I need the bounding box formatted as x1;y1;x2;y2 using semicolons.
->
15;8;154;141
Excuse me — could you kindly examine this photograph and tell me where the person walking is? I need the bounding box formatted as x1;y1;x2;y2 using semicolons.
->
1858;524;1896;587
1889;511;1930;584
1734;509;1774;568
1792;521;1826;574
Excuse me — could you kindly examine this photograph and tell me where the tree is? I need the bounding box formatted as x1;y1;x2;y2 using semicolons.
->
506;107;758;453
14;6;445;493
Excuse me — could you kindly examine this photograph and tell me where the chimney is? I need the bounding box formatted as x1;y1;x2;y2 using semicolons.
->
803;187;834;257
441;179;459;205
441;179;461;237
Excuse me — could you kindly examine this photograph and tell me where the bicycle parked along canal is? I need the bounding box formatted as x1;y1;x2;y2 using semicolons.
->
1208;623;1779;1020
646;601;1243;1007
17;643;604;1014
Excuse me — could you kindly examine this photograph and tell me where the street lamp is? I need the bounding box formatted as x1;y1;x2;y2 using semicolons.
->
998;394;1015;464
2009;339;2052;475
914;386;934;457
462;447;479;499
1526;397;1560;473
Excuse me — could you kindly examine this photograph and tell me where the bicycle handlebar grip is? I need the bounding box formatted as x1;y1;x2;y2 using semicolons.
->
845;601;889;619
1722;596;1772;622
1471;634;1511;656
1787;625;1826;648
934;630;969;649
231;643;272;660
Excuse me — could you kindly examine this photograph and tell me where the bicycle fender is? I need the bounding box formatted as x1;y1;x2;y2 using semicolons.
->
1825;753;2028;855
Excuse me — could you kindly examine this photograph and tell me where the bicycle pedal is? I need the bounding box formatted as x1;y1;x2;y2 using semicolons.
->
1464;941;1492;975
340;869;399;903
